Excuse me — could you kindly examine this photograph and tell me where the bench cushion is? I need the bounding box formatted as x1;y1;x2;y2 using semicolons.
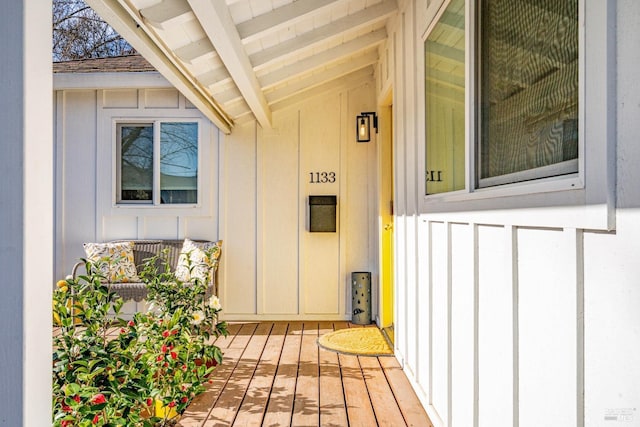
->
175;239;223;284
83;241;140;283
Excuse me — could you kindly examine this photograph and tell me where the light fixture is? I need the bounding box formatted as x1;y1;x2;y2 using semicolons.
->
356;111;378;142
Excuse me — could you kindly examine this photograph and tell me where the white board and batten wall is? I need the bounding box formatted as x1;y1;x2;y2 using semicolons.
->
384;1;640;427
218;82;378;320
54;72;378;321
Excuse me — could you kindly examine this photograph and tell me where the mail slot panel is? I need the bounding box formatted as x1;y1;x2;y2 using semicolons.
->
309;195;337;232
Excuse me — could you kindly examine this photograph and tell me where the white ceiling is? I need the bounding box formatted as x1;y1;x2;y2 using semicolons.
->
86;0;398;133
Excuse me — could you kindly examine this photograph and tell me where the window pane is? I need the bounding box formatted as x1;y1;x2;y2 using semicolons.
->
479;0;578;186
425;0;466;195
160;122;198;204
120;125;153;202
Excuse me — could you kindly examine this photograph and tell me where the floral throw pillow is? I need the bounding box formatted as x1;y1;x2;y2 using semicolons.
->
175;239;222;285
83;241;141;283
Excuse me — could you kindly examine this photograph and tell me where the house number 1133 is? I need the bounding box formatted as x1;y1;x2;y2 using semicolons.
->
309;171;336;183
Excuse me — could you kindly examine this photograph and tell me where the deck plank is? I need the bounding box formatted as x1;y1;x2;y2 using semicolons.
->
232;322;288;426
291;322;320;426
360;356;407;426
179;323;256;427
204;323;272;426
339;353;378;426
379;356;435;427
318;321;348;427
262;322;303;427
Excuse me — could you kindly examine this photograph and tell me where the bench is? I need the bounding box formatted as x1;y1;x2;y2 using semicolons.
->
72;239;222;303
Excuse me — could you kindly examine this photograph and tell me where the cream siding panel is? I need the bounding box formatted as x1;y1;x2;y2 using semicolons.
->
430;221;449;425
102;216;139;240
144;88;180;108
345;84;376;306
583;213;640;426
260;110;300;315
221;121;258;314
416;218;431;397
183;217;218;239
142;217;181;239
55;90;98;278
103;89;138;108
450;222;474;427
517;228;579;427
477;225;514;427
300;96;341;315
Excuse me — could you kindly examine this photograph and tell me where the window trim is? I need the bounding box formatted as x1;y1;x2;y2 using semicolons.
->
113;118;203;208
418;0;615;231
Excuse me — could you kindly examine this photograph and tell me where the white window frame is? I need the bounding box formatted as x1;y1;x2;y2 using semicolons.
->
113;118;204;208
418;0;616;231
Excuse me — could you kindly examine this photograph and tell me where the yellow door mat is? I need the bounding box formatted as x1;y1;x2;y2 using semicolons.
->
317;327;393;356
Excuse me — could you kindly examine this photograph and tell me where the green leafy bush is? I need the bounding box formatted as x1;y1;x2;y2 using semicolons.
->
52;254;227;427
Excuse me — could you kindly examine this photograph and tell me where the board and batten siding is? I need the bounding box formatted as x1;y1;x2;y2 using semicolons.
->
55;78;378;321
54;87;219;281
384;0;640;426
220;83;379;320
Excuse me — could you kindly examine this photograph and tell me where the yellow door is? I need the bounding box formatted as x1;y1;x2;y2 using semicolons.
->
379;102;394;334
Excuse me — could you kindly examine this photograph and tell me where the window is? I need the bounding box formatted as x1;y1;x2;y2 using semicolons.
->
117;121;198;205
478;0;579;187
425;0;579;194
425;0;466;195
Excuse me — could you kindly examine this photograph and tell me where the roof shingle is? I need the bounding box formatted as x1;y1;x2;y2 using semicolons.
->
52;54;156;73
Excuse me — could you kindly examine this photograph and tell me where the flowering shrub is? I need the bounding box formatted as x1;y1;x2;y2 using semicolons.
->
52;254;227;427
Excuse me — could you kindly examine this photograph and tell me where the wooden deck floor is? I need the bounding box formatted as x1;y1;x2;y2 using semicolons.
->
177;322;433;427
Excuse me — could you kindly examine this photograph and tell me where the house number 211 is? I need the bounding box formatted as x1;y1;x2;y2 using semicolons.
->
309;171;336;183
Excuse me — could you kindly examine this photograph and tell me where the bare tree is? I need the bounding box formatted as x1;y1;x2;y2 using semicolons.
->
53;0;135;61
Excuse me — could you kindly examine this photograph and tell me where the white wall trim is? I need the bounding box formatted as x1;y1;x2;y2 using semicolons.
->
54;72;171;90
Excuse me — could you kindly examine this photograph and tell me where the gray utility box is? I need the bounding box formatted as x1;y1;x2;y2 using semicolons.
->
309;195;337;232
351;272;371;324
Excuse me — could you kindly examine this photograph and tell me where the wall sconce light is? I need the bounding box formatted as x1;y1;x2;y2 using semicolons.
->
356;111;378;142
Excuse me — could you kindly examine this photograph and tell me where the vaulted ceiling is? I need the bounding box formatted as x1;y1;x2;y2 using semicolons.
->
86;0;398;133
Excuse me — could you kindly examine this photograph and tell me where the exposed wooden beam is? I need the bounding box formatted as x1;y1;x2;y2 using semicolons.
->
174;38;216;64
140;0;194;30
85;0;233;133
187;0;272;129
197;67;232;88
259;29;387;89
250;0;397;70
271;67;375;113
265;51;378;104
237;0;343;44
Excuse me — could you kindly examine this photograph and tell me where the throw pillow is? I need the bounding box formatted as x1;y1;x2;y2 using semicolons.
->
174;239;222;284
83;241;141;283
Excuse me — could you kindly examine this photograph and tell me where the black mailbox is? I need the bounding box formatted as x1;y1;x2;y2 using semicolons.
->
309;195;337;232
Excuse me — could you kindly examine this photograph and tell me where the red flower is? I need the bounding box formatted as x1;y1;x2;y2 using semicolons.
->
61;404;72;412
120;328;126;334
161;344;168;353
182;364;188;372
72;395;81;403
61;421;72;427
90;393;106;405
164;362;169;368
146;398;153;406
168;401;176;408
181;396;188;403
156;355;164;362
171;329;178;335
162;330;170;338
170;351;177;360
128;320;135;327
92;413;100;424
